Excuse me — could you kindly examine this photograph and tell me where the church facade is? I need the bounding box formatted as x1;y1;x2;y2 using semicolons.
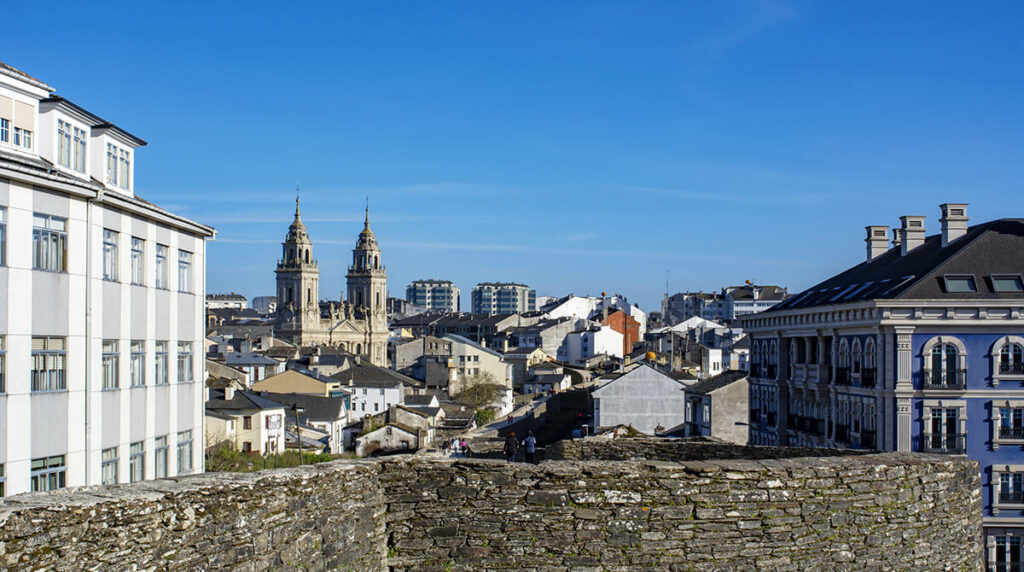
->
274;198;388;366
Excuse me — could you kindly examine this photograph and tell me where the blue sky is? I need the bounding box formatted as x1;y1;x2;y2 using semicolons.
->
6;1;1023;311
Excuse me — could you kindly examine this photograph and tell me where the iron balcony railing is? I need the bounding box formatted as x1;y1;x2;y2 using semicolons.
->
860;368;877;388
860;430;877;449
766;411;777;427
920;432;967;453
1000;362;1024;375
835;367;851;386
991;564;1024;572
835;424;850;444
765;364;777;379
1000;426;1024;439
921;369;967;390
999;491;1024;504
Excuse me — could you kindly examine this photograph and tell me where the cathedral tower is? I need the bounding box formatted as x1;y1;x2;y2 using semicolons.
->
346;206;388;364
274;196;321;343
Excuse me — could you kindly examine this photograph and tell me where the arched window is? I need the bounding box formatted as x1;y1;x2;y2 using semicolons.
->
930;343;959;387
304;250;309;263
356;343;362;355
769;341;777;364
851;339;862;373
1000;343;1024;374
838;339;850;367
864;339;876;369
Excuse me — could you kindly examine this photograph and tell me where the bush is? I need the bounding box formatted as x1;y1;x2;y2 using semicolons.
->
474;408;496;426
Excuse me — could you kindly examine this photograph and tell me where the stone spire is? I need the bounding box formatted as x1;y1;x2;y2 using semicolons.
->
286;191;310;245
357;197;378;250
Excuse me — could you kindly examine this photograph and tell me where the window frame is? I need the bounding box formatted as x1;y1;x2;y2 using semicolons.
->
992;274;1024;293
176;430;193;474
101;447;118;485
155;341;169;385
31;336;67;392
57;119;72;168
0;206;6;267
130;237;145;285
177;342;193;383
102;229;119;281
177;250;193;293
155;436;168;479
129;441;145;483
30;455;66;492
155;244;168;289
102;339;119;390
0;335;5;394
942;274;978;293
130;340;146;387
32;213;68;273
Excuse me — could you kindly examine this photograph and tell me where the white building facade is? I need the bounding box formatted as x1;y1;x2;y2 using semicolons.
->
0;62;214;497
406;279;460;312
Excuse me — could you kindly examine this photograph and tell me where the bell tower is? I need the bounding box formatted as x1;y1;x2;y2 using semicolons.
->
275;195;320;342
346;203;388;364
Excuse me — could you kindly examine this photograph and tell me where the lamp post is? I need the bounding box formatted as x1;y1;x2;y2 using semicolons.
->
293;405;305;465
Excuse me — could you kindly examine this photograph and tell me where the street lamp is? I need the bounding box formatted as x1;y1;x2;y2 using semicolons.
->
293;405;305;465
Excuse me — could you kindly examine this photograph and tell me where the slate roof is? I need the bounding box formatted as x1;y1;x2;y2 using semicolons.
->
684;370;748;395
404;394;437;406
206;390;285;412
767;219;1024;312
223;351;280;367
329;361;422;388
254;392;346;422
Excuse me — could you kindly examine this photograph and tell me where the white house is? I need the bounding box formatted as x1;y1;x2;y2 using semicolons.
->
591;365;688;434
0;61;214;496
559;325;624;365
204;388;286;455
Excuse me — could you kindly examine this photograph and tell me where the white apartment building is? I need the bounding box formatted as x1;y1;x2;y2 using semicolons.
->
406;279;460;312
559;324;624;365
0;62;214;497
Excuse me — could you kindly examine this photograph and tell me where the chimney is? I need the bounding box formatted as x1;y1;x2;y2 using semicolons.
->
865;225;890;261
898;215;926;255
939;203;969;247
224;385;235;400
891;228;902;249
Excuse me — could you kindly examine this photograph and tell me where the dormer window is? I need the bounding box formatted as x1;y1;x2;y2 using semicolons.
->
992;275;1024;293
57;120;86;172
942;275;977;293
106;142;131;190
14;127;31;150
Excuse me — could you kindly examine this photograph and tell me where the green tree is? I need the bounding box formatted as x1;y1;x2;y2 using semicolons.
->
454;371;506;409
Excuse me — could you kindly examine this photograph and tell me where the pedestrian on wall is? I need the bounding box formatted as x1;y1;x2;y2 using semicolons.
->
460;438;468;456
504;431;518;463
521;430;537;464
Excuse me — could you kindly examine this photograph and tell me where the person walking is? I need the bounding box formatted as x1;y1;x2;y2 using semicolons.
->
521;430;537;464
504;431;518;463
460;438;468;456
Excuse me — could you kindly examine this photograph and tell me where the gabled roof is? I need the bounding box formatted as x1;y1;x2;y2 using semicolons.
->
767;219;1024;312
206;390;286;412
685;370;748;395
404;394;439;407
254;392;346;422
329;360;422;388
592;364;688;395
224;351;280;367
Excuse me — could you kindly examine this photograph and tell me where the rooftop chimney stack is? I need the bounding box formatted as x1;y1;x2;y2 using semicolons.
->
898;215;926;256
865;226;890;262
939;203;969;247
891;228;902;249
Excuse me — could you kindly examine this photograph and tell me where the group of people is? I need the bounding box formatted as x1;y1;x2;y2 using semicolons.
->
441;438;470;457
504;430;537;463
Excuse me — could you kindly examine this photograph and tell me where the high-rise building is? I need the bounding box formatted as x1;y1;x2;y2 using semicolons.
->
0;61;215;497
273;202;388;365
741;203;1024;571
406;279;460;312
471;282;536;315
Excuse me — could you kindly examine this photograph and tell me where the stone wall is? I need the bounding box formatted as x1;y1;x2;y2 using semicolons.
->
382;454;981;571
547;437;868;462
0;462;386;571
0;442;982;571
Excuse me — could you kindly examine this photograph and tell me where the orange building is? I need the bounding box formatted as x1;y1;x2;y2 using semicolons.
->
601;309;641;357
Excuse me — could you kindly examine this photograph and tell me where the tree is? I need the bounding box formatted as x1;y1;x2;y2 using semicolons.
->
453;371;506;410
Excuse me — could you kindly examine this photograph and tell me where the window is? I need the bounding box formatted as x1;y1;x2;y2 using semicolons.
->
155;436;168;478
31;337;66;392
0;118;7;143
103;229;118;281
177;430;193;474
1001;344;1024;375
30;455;66;492
927;343;963;388
999;406;1024;440
155;244;168;288
106;143;131;190
101;447;118;485
102;340;119;389
1000;472;1024;505
57;120;72;168
993;535;1022;572
0;463;4;497
177;342;193;383
14;127;32;149
130;341;145;386
942;275;977;293
0;336;5;393
106;143;116;186
243;416;252;430
992;275;1024;293
130;442;145;483
921;406;965;453
130;237;144;285
73;126;86;173
178;250;192;293
0;206;6;266
32;214;67;272
155;342;168;385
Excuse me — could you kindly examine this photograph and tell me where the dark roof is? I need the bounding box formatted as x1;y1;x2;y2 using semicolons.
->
329;361;422;388
685;370;748;395
528;374;567;385
766;219;1024;313
254;392;346;422
207;293;248;301
224;351;280;366
404;394;436;406
206;390;285;412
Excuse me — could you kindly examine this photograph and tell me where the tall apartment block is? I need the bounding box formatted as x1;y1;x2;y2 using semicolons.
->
0;62;214;497
471;282;536;315
406;279;460;312
740;203;1024;570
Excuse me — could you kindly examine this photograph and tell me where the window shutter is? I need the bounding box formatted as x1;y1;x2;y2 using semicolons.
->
0;96;12;121
14;101;34;130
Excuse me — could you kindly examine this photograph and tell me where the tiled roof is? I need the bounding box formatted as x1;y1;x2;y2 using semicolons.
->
685;370;747;395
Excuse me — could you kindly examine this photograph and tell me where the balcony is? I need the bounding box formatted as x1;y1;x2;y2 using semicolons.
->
999;491;1024;504
1000;426;1024;439
750;364;762;378
766;411;777;427
1000;362;1024;375
860;429;877;449
860;368;877;388
922;369;966;390
749;408;761;424
835;367;850;386
765;364;777;379
835;424;850;444
920;432;967;454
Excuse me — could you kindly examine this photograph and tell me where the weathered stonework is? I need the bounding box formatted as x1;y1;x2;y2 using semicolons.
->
0;440;982;571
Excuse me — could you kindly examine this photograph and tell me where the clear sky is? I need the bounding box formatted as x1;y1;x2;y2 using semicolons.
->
5;1;1023;312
